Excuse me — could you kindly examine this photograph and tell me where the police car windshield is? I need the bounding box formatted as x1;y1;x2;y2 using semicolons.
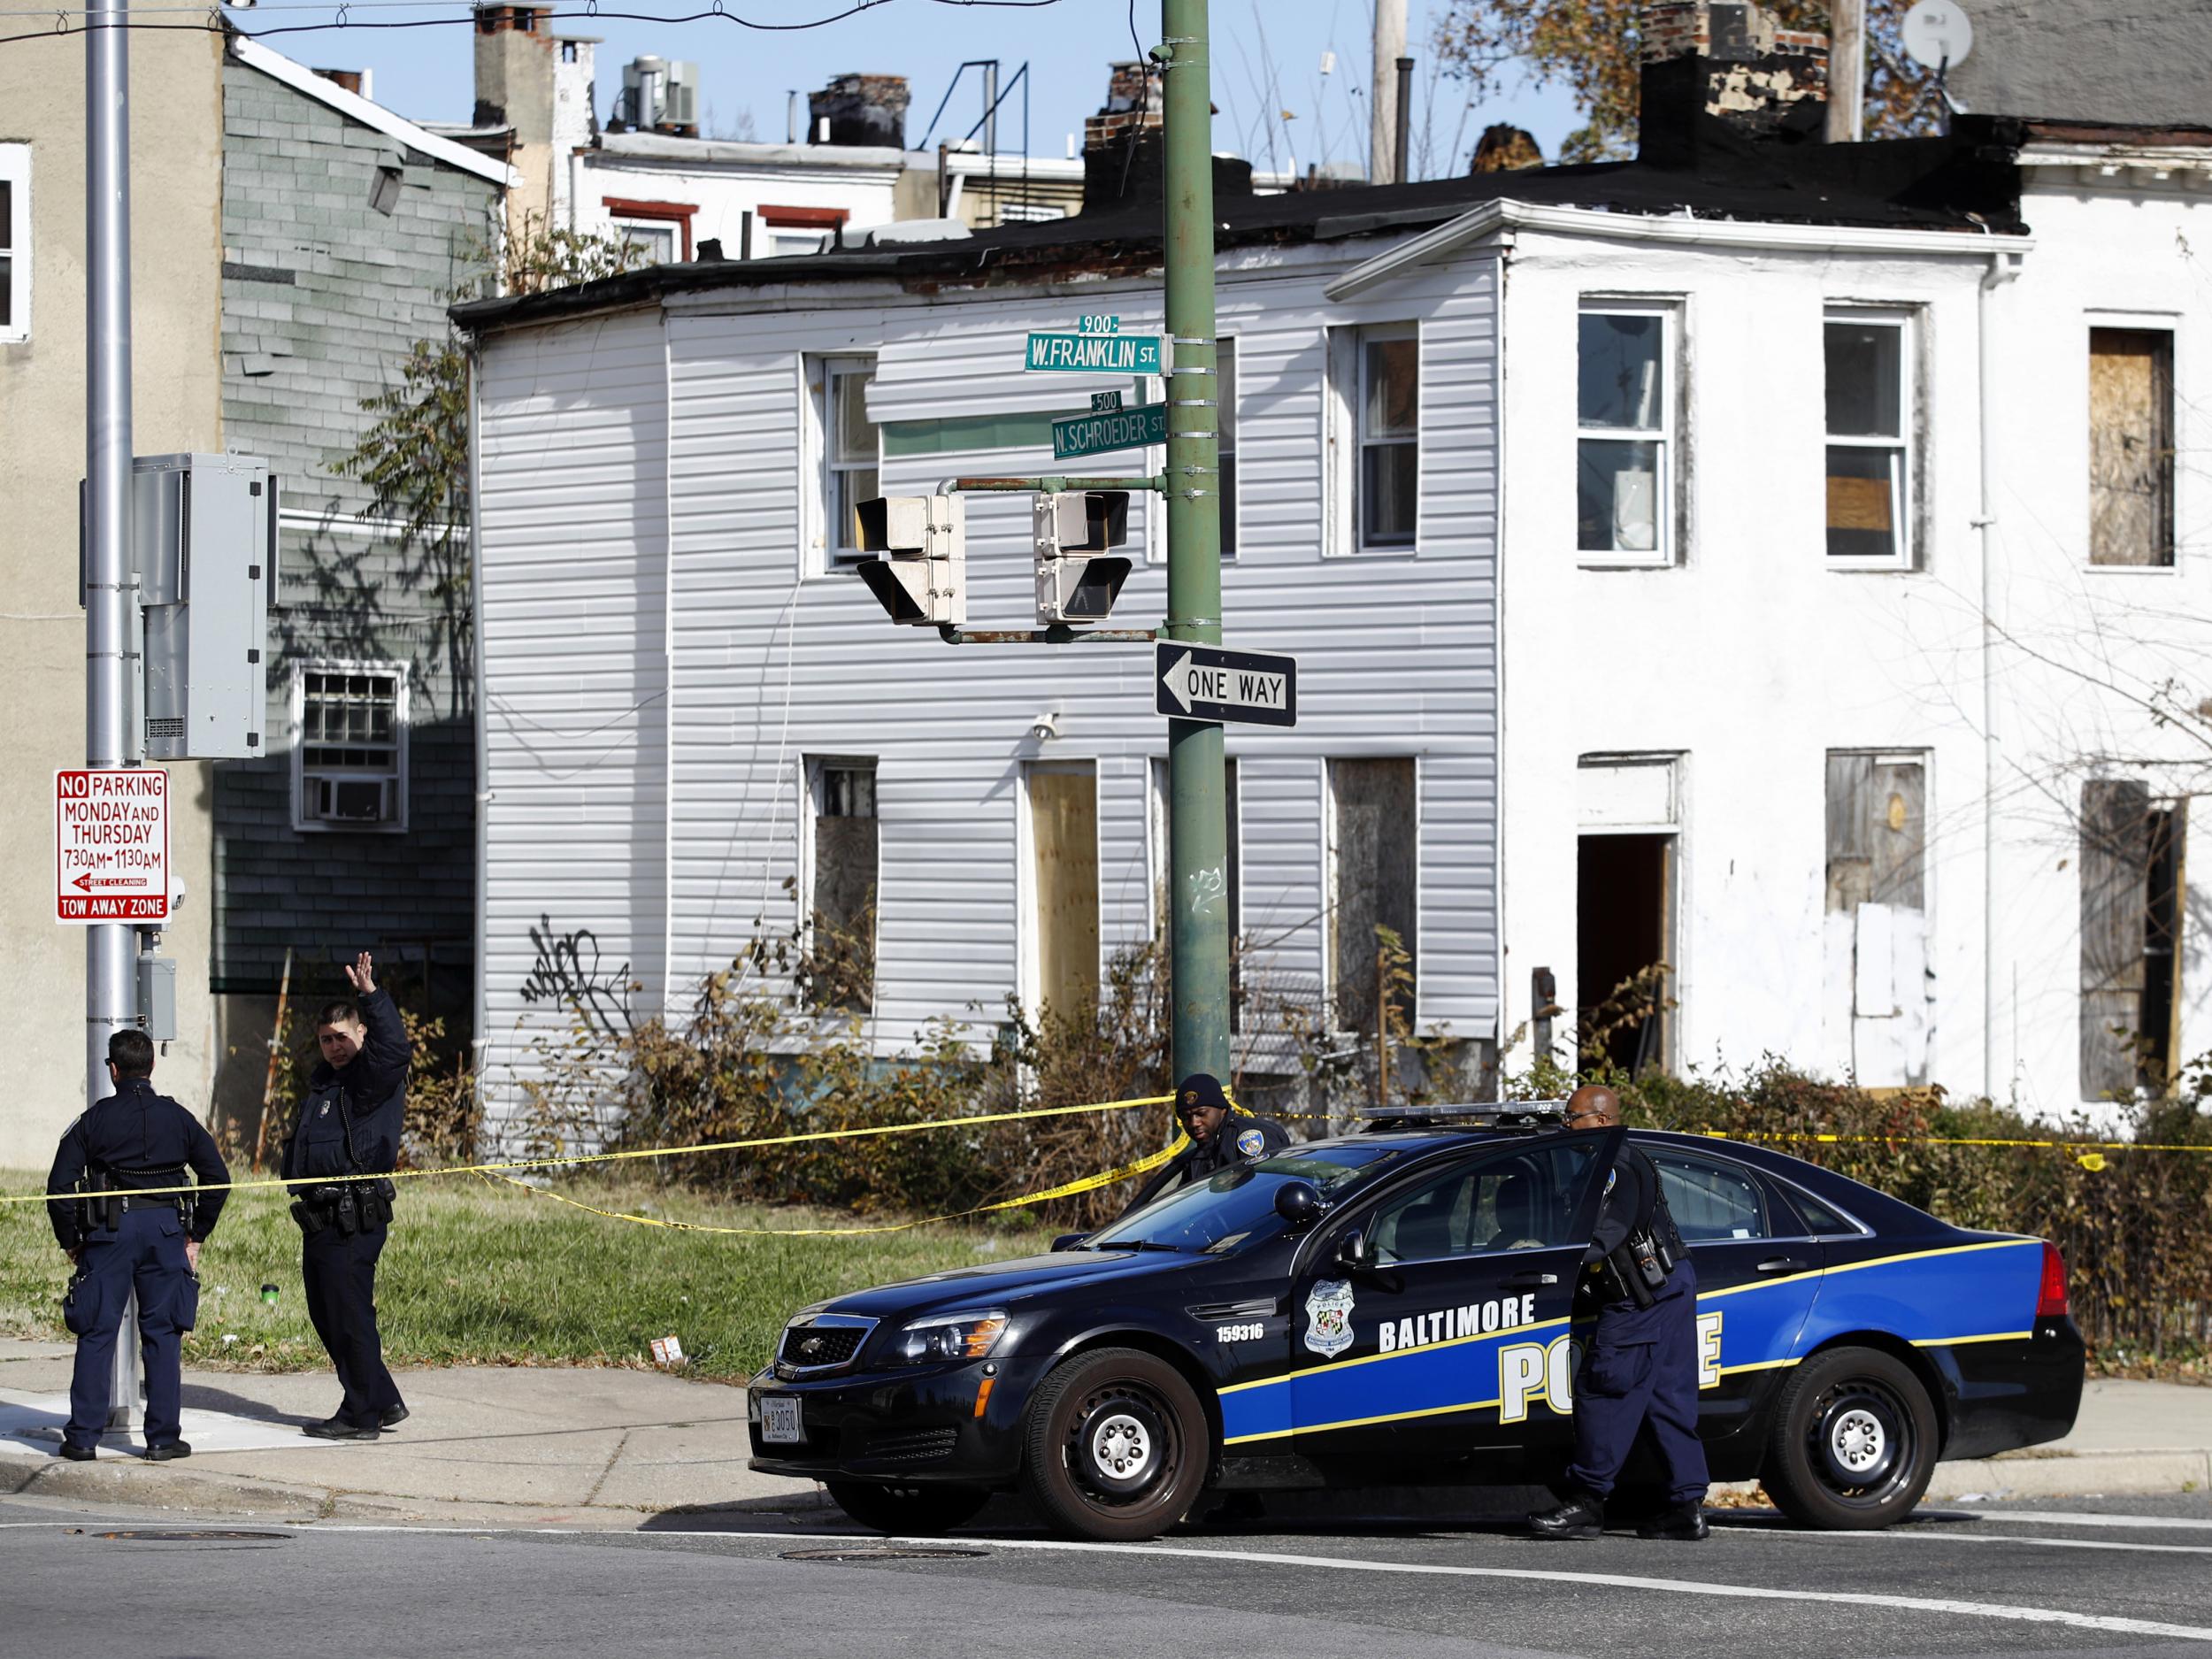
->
1091;1146;1404;1256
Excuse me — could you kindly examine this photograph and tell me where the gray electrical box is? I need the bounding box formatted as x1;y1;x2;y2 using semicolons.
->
134;453;274;761
137;949;177;1043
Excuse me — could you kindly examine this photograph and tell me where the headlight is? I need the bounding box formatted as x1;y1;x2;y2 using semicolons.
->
896;1310;1010;1363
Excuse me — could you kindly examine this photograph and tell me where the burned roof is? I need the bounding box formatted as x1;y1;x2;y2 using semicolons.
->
453;117;2029;336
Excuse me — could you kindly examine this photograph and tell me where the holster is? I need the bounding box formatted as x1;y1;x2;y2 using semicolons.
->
1605;1240;1659;1310
61;1264;96;1337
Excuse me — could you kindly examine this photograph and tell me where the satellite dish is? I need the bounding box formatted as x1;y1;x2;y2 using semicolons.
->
1901;0;1975;71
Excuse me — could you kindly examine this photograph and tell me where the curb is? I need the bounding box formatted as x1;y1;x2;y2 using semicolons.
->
0;1451;327;1517
1925;1448;2212;1501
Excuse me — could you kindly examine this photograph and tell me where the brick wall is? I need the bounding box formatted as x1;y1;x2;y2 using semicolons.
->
212;58;497;1014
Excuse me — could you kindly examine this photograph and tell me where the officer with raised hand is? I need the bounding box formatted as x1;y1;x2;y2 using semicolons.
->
283;951;412;1440
1528;1084;1710;1542
45;1028;229;1462
1118;1072;1290;1216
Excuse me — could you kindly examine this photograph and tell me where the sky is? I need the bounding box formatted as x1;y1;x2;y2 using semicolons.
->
231;0;1583;179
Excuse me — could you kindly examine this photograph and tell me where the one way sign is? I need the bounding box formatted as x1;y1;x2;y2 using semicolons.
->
1155;642;1298;728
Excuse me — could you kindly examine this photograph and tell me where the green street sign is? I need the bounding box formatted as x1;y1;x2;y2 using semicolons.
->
1026;332;1164;374
1051;402;1170;460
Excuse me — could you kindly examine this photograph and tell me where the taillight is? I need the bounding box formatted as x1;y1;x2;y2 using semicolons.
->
2036;1242;2070;1319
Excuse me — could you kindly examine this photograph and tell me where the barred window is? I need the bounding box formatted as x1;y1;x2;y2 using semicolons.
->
294;664;407;831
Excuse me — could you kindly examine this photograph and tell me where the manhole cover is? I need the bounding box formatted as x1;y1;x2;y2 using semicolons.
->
780;1546;987;1563
91;1530;292;1543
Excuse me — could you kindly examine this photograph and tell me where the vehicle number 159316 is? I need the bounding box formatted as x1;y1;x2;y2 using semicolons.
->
1215;1322;1266;1343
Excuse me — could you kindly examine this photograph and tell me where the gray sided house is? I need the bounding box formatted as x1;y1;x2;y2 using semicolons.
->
211;40;511;1111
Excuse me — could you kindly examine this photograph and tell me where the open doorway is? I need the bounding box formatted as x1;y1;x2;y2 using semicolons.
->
1577;833;1673;1075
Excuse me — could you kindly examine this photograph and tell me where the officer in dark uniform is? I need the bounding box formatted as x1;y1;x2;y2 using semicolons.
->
282;951;412;1440
45;1028;229;1461
1528;1085;1710;1541
1118;1072;1291;1216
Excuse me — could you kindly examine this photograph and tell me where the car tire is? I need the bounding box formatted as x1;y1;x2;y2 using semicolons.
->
825;1480;991;1536
1763;1345;1939;1530
1019;1346;1213;1541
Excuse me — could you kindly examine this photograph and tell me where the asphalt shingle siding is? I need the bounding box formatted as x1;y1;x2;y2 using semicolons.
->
212;59;498;1011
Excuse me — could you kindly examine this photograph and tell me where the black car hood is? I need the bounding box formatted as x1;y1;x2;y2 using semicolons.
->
815;1248;1198;1322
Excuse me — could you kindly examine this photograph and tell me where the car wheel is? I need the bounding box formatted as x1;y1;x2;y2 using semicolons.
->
1020;1346;1212;1541
825;1480;991;1536
1763;1346;1939;1530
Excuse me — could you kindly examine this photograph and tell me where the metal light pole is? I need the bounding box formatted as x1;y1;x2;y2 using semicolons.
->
87;0;142;1432
1160;0;1228;1085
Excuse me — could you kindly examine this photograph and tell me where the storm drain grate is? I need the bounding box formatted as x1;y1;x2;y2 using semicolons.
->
89;1530;293;1543
780;1546;987;1563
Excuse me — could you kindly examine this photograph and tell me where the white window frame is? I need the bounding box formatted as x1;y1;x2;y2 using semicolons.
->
1576;300;1678;569
290;660;409;834
1824;308;1917;572
1325;322;1421;557
0;142;29;344
805;353;879;574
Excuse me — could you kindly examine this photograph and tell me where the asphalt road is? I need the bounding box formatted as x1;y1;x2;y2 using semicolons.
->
10;1490;2212;1658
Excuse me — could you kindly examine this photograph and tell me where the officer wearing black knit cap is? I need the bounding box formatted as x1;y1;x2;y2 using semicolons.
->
1119;1072;1290;1215
45;1028;229;1461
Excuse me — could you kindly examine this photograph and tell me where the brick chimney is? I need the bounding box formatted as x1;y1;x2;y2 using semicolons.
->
808;73;910;148
1079;60;1250;212
1638;0;1828;166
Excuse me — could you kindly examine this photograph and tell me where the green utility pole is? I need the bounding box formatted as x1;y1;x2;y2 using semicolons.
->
1158;0;1229;1085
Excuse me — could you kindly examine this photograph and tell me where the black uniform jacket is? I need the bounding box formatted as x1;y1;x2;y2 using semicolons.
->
1122;1114;1293;1214
282;987;411;1186
46;1078;230;1250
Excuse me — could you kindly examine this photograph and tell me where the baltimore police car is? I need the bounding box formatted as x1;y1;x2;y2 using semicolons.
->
748;1108;2084;1540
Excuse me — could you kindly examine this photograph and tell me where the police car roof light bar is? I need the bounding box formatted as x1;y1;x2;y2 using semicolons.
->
1356;1100;1570;1133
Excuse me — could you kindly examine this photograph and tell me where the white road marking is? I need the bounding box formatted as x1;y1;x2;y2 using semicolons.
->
1947;1507;2212;1533
1793;1525;2212;1558
37;1521;2195;1642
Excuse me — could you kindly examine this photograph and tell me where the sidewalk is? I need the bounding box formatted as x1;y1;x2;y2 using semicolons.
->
1;1339;2205;1525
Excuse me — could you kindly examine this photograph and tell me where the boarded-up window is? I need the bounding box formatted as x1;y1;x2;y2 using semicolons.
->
2089;328;2174;567
808;761;877;1011
1030;763;1100;1018
1823;754;1931;1087
2080;780;2184;1100
1331;758;1417;1033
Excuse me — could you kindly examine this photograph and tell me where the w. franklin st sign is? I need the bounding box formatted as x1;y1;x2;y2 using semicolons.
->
1156;643;1298;728
1025;332;1164;374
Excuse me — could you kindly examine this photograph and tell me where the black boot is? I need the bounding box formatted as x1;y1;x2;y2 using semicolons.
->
1527;1493;1606;1540
1636;1501;1709;1541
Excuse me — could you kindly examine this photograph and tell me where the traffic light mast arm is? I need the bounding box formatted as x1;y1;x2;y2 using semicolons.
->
947;474;1169;495
934;623;1160;645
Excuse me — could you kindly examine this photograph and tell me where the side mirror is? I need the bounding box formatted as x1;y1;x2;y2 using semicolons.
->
1333;1229;1375;1272
1272;1179;1323;1225
1051;1232;1089;1253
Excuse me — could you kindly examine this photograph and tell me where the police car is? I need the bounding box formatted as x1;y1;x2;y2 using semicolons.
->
748;1108;2084;1540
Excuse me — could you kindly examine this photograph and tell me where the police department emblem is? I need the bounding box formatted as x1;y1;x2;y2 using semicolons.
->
1183;1091;1198;1106
1236;1128;1265;1158
1303;1279;1356;1357
318;1102;331;1118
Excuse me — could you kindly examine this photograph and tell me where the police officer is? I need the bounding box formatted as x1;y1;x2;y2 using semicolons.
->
1118;1072;1290;1216
283;951;412;1440
45;1028;230;1461
1528;1084;1710;1541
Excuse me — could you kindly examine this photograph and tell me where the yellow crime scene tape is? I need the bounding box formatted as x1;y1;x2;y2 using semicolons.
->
0;1093;1182;1209
1696;1128;2212;1170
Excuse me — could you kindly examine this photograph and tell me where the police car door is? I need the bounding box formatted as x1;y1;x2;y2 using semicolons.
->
1287;1133;1614;1479
1639;1139;1826;1449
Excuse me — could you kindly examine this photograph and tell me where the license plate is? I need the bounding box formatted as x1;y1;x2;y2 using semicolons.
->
760;1394;804;1445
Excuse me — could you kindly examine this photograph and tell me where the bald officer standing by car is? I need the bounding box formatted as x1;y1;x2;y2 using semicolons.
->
1528;1084;1710;1541
283;951;412;1440
1118;1073;1290;1216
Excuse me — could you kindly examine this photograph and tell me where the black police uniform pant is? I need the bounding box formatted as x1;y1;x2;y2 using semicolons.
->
302;1218;404;1429
1563;1260;1709;1505
65;1208;192;1450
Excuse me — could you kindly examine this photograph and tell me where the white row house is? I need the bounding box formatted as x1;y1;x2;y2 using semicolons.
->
457;7;2212;1129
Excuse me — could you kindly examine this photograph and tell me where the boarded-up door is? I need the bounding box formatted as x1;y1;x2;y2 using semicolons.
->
2081;779;2152;1101
1030;764;1100;1018
1822;754;1931;1086
1330;758;1417;1033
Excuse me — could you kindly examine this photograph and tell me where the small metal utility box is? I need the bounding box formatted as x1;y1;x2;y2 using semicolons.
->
134;453;274;761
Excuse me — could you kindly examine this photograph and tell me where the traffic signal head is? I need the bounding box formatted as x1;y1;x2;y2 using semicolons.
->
1033;489;1132;625
854;493;966;626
